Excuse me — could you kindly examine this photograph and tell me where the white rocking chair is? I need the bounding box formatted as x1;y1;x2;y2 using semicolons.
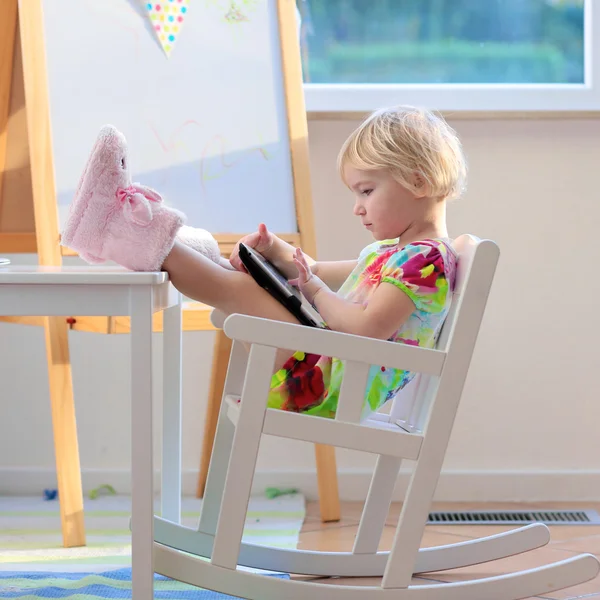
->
153;235;600;599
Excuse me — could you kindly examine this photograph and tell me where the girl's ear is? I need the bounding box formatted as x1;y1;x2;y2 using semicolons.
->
412;172;429;198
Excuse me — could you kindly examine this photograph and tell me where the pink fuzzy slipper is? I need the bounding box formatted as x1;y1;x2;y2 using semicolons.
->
61;125;185;271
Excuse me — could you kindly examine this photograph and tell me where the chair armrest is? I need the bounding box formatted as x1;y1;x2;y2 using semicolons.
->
223;314;445;376
210;309;227;329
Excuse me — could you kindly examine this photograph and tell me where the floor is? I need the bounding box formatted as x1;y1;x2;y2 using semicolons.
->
0;494;306;572
297;501;600;600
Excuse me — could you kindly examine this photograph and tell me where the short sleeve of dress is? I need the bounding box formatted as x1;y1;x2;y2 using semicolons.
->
380;241;452;313
357;241;380;262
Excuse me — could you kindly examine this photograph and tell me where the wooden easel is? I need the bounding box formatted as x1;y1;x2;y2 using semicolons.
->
0;0;340;549
0;0;88;549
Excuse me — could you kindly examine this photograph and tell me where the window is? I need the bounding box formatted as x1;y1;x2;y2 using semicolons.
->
298;0;598;112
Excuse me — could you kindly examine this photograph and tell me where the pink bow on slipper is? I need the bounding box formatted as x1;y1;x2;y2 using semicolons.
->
117;185;161;226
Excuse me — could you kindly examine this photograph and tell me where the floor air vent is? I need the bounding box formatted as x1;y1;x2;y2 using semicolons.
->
427;510;600;526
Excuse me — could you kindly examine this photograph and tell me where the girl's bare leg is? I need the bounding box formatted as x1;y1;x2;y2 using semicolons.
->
162;240;299;368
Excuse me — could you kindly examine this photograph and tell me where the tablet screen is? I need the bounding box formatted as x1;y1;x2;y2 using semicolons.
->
238;243;324;328
239;243;300;300
245;246;300;297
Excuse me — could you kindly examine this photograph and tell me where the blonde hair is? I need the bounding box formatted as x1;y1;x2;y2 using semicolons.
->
338;105;467;201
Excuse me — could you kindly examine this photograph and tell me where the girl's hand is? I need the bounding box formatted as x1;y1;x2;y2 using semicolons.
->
229;223;274;272
289;247;325;305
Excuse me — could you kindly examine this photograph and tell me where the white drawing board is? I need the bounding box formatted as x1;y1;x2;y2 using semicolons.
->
41;0;298;234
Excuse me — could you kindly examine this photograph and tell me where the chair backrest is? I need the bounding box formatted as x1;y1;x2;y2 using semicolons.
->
436;234;485;351
387;234;499;430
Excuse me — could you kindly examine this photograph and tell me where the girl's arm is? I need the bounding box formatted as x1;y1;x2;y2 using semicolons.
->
291;249;415;339
312;261;357;292
268;243;356;292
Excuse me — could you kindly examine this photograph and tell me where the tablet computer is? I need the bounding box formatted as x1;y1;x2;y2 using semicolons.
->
238;242;324;328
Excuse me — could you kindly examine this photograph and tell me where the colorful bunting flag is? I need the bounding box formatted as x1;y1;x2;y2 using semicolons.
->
145;0;190;57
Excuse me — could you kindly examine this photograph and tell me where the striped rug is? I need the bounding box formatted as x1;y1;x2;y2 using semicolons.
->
0;568;289;599
0;494;305;573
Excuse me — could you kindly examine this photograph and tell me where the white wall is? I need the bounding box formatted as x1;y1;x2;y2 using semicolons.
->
2;116;599;502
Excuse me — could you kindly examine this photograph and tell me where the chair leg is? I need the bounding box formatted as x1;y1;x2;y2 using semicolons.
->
197;381;237;536
353;455;401;553
200;332;340;524
211;344;276;570
44;317;86;548
197;339;247;536
196;329;232;498
314;444;340;522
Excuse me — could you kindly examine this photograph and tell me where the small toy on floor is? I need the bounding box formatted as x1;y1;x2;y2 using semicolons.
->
264;487;299;499
43;488;58;501
89;483;117;500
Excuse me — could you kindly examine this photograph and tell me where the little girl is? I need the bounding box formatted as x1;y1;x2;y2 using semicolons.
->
62;105;465;419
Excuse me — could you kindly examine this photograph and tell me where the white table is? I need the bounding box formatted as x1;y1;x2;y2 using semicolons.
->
0;266;183;599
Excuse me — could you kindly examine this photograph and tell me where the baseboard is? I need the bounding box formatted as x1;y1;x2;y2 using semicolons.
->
2;468;600;502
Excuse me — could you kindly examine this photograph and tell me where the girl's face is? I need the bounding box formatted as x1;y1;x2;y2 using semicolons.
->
343;165;423;241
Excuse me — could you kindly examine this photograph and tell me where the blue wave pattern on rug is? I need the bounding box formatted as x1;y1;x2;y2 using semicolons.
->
0;568;289;599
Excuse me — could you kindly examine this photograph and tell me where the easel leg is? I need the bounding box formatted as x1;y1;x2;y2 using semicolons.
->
197;329;232;498
0;1;18;199
17;0;86;547
44;316;86;547
315;444;341;522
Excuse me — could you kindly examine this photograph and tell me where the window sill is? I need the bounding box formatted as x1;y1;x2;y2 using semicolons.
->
307;110;600;121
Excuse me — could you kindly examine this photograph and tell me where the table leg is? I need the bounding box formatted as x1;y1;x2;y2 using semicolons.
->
161;294;182;524
130;286;155;600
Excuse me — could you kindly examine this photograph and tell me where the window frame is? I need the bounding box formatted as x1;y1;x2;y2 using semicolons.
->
302;0;598;113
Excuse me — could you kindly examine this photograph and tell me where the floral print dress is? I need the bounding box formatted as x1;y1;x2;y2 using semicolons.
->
267;238;458;419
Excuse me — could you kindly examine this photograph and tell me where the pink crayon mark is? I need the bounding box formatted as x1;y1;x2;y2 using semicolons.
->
148;121;270;194
199;134;269;191
148;120;204;187
149;120;203;154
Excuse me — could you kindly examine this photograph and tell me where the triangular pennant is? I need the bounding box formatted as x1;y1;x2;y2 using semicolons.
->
145;0;190;57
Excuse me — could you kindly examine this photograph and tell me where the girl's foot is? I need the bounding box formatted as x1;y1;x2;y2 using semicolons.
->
61;125;224;271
